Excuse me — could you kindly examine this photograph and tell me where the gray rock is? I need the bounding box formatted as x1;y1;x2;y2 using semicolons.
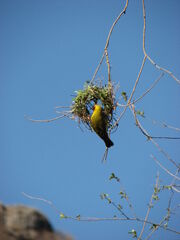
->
5;205;53;232
0;203;72;240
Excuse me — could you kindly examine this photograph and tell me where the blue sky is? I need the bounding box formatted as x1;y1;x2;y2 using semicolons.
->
0;0;180;239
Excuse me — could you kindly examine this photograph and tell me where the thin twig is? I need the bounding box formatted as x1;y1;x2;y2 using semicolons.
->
111;175;137;218
131;105;179;169
90;52;105;84
142;0;180;84
114;56;147;128
105;0;129;50
22;191;180;235
161;124;180;132
130;106;179;141
145;211;170;240
138;173;159;240
150;136;180;140
118;73;164;108
146;117;180;132
151;138;179;169
104;195;129;219
145;169;179;239
90;0;129;84
122;191;137;219
25;112;72;123
172;186;180;193
151;155;180;181
22;192;60;213
55;106;71;109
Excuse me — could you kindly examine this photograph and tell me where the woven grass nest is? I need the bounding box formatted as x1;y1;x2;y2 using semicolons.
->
71;82;116;130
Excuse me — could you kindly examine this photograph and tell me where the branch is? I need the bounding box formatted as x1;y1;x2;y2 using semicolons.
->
104;194;129;219
90;0;129;84
145;117;180;132
145;169;178;239
130;104;179;169
113;56;147;128
138;173;159;240
109;173;137;218
142;0;180;84
151;155;180;181
22;192;180;235
172;186;180;193
25;112;72;123
117;73;164;108
22;192;60;213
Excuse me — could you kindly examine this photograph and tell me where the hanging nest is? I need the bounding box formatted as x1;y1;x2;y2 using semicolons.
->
26;81;117;130
71;82;116;130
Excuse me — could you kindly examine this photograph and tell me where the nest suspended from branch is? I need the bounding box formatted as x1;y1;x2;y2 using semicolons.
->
26;81;117;133
71;82;117;131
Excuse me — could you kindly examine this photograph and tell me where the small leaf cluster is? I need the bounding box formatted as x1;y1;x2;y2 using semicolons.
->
119;191;128;200
60;213;67;219
150;223;158;230
152;186;160;201
109;172;120;182
128;229;137;238
136;109;145;118
100;193;112;204
121;91;128;102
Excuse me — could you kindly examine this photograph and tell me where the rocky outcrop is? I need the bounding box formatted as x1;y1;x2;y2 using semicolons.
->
0;203;72;240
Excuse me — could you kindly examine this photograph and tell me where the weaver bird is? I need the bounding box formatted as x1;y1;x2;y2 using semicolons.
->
91;104;114;148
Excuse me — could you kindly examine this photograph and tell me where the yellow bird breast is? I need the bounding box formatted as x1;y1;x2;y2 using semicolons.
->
90;104;114;148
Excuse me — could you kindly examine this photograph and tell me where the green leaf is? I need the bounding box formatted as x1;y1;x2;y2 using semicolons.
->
76;214;81;220
128;229;137;238
109;172;116;180
154;187;160;194
100;193;108;200
150;224;158;230
109;172;120;182
152;195;159;201
163;185;172;190
119;191;128;199
60;213;66;219
136;110;145;118
117;204;123;210
100;193;112;204
164;223;168;229
121;91;128;102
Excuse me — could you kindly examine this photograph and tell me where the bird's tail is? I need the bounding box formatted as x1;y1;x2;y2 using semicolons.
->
104;137;114;148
